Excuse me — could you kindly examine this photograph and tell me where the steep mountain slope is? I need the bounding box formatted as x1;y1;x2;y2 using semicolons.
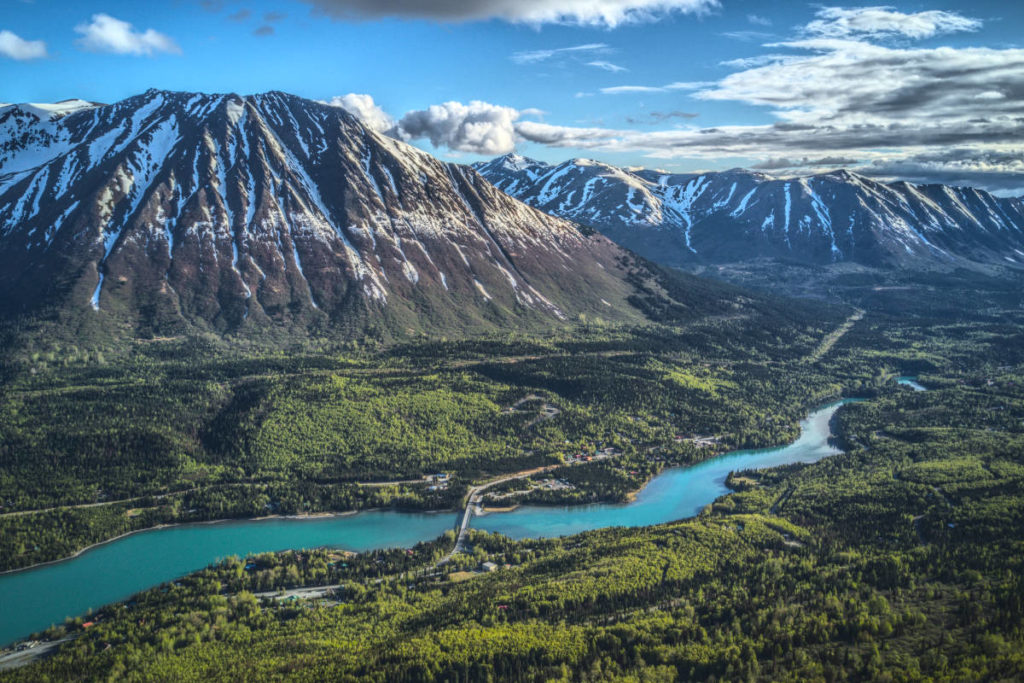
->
475;154;1024;269
0;92;655;339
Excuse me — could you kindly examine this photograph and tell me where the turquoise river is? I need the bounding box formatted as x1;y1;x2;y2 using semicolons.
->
0;400;852;646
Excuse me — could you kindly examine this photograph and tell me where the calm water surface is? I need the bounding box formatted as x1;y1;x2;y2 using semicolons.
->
896;376;927;391
0;511;454;646
477;400;848;538
1;400;851;646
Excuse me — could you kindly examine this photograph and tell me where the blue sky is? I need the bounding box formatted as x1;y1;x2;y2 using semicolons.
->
2;0;1023;192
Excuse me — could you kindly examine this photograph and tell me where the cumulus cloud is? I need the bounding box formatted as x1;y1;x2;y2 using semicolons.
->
323;93;396;133
0;30;47;60
396;101;525;155
74;14;180;55
510;43;607;65
803;6;981;41
299;0;718;28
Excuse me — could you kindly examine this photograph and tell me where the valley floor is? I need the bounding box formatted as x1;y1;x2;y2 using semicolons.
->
1;273;1022;680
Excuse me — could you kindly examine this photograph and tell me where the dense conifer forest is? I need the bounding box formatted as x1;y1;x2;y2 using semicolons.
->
2;269;1023;681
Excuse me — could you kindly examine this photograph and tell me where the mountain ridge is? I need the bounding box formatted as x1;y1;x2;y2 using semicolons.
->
0;90;685;341
474;154;1024;270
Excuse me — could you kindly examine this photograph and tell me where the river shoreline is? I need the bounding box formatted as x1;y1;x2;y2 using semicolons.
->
1;399;854;650
0;508;429;577
0;403;831;581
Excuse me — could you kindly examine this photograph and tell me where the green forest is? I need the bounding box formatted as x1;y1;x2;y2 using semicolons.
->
1;269;1023;681
5;358;1023;681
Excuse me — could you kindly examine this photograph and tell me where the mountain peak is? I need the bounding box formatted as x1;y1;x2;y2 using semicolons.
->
0;98;100;121
478;154;1024;269
0;89;652;337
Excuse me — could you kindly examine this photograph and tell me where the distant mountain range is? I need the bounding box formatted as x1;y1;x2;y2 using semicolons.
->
0;91;735;339
475;154;1024;270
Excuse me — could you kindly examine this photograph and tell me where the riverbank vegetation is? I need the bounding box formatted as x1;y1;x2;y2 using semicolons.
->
3;275;1022;572
6;355;1023;681
2;270;1023;678
0;300;860;571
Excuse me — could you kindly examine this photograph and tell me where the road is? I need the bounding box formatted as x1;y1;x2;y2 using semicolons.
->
0;487;207;519
435;465;558;566
807;308;865;362
435;449;621;566
254;585;340;602
0;636;75;672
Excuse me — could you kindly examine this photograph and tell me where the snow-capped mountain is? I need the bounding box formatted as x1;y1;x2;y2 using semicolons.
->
0;91;660;337
475;154;1024;269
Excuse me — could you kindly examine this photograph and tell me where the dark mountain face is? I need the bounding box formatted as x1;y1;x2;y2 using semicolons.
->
0;91;656;338
475;154;1024;270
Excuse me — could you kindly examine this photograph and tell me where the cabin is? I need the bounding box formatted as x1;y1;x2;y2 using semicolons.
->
481;561;499;572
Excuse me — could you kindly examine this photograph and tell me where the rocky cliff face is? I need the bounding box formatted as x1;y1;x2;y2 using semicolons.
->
475;154;1024;270
0;92;649;338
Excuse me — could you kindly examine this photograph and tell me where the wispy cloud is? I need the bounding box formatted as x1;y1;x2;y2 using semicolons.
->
74;14;180;56
721;30;773;42
509;7;1022;192
313;5;1022;192
803;6;981;40
511;43;607;65
587;60;627;73
300;0;719;28
626;110;699;124
228;9;252;21
601;82;708;95
0;30;47;60
747;14;771;27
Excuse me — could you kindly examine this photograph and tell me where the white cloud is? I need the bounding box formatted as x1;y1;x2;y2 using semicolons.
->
510;43;607;65
600;81;707;94
803;6;981;41
74;14;180;56
601;85;665;94
0;30;47;60
695;40;1024;128
397;101;523;155
587;60;627;72
721;30;773;42
323;93;395;133
501;7;1024;192
747;14;771;27
301;0;718;28
311;4;1021;192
